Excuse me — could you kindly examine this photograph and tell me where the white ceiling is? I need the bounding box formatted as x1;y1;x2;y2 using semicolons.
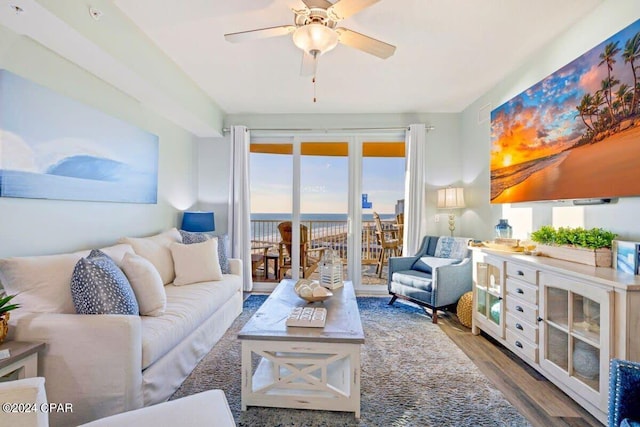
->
114;0;603;115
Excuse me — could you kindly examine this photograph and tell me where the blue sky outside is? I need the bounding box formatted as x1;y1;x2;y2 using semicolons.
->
250;153;405;215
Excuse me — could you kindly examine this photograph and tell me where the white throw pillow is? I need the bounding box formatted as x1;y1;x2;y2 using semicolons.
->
74;243;135;267
0;252;84;313
169;239;223;286
119;228;181;285
120;252;166;316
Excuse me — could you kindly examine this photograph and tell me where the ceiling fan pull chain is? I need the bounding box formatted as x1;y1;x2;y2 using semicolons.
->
313;76;317;103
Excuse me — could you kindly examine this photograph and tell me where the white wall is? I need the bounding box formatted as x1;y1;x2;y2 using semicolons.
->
199;113;462;236
0;26;199;257
460;0;640;241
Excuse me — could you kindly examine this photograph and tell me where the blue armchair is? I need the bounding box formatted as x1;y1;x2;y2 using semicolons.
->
609;359;640;427
388;235;472;323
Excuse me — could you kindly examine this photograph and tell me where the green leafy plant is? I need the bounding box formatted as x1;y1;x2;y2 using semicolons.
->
0;294;20;316
530;226;617;249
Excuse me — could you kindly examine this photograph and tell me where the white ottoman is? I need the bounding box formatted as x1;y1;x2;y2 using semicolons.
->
80;390;235;427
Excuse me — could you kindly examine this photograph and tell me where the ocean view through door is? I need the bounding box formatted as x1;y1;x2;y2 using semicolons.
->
248;137;405;290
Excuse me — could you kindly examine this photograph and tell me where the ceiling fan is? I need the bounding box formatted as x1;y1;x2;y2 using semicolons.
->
224;0;396;76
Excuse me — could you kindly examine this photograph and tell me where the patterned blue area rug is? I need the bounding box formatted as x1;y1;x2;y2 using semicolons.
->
172;295;530;427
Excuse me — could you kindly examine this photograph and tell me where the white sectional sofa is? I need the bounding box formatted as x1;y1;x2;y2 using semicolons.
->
0;229;243;427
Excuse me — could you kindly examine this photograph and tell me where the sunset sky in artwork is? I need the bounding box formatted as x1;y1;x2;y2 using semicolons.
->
490;19;639;171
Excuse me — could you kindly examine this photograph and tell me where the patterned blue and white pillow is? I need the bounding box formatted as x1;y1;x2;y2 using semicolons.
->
434;237;470;260
70;249;139;315
179;230;231;274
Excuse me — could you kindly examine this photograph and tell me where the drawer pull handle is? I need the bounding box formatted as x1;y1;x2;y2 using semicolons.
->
515;323;523;330
537;316;543;323
516;305;524;312
516;288;524;294
515;341;523;349
517;270;524;276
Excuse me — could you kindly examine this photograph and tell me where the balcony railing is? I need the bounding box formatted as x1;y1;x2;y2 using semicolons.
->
251;219;396;262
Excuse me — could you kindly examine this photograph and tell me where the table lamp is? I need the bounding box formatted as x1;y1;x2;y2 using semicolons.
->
181;211;215;232
437;187;465;236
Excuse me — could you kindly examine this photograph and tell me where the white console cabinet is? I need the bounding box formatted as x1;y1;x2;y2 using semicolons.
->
472;249;640;425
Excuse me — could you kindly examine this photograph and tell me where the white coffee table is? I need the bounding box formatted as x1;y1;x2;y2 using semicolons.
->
238;280;364;417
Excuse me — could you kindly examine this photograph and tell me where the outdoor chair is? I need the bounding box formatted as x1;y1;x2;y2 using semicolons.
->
277;221;326;280
373;212;401;278
388;235;472;323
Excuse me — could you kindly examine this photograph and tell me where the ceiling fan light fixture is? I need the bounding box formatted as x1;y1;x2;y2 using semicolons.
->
292;23;338;55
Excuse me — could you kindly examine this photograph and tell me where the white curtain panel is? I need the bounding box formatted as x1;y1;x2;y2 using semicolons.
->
403;124;427;256
228;126;253;291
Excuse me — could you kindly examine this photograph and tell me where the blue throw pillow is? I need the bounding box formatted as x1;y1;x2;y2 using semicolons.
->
179;230;231;274
70;249;139;315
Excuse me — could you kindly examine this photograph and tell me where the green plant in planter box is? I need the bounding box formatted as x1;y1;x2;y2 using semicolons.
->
0;294;20;316
530;226;617;249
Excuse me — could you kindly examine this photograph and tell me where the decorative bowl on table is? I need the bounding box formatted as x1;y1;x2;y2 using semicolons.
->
294;279;333;303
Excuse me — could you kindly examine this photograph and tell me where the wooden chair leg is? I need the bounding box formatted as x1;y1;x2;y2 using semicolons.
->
378;249;386;278
432;309;438;324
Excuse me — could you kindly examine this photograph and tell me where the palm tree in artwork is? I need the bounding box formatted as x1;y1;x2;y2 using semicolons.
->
600;76;620;124
615;83;632;116
599;41;621;123
591;91;605;132
576;94;595;133
622;31;640;114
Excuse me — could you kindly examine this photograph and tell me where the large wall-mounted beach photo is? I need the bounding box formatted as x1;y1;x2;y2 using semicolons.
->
0;70;158;204
491;19;640;203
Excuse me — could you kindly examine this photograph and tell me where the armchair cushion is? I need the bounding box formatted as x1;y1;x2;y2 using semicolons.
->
434;237;470;259
412;256;460;274
391;270;433;291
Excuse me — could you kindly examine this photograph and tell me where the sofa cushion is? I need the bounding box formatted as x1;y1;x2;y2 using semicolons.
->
179;231;231;274
412;256;460;274
140;275;241;368
121;252;166;317
391;270;433;292
0;244;134;314
170;239;223;286
119;229;182;285
71;250;139;315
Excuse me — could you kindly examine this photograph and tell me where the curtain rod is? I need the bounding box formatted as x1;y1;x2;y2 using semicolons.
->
222;125;435;133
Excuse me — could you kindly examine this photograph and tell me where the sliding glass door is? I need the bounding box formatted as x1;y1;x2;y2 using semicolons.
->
248;133;405;292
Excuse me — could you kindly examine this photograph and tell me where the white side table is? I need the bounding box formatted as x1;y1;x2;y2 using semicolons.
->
0;341;45;379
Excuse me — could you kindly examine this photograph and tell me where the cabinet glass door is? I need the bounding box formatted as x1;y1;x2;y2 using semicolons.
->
540;274;611;411
475;259;504;337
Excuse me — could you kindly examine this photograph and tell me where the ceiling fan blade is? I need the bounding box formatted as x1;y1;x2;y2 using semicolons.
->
302;0;333;9
301;51;318;76
336;27;396;58
224;25;295;43
328;0;380;20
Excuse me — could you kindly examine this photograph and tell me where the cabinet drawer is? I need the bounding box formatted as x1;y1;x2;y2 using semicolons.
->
506;312;538;344
506;298;538;324
506;262;537;285
506;278;538;305
506;329;538;362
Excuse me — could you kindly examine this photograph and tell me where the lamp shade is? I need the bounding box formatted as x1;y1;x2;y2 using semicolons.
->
292;23;339;55
181;211;215;232
437;187;465;209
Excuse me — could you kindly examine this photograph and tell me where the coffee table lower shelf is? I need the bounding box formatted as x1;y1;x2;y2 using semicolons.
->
241;340;361;418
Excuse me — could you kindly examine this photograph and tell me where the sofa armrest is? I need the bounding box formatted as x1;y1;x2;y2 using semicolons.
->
387;256;418;291
431;258;473;307
228;258;242;276
9;311;143;426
